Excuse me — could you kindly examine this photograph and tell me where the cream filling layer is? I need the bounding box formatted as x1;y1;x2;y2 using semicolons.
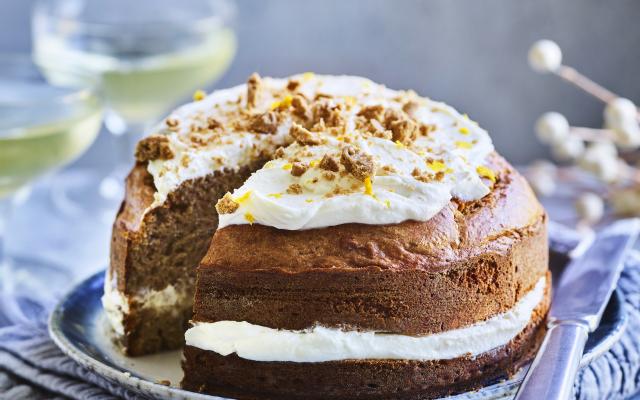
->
185;277;546;362
101;273;191;337
101;274;130;336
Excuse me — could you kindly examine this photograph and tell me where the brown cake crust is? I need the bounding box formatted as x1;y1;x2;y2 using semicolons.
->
109;160;265;355
193;155;548;335
182;274;550;400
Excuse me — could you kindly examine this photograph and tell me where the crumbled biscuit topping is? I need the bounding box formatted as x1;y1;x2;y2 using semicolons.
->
246;73;262;109
215;193;239;214
388;114;418;144
291;95;309;120
286;79;300;91
340;145;376;181
180;154;191;168
274;147;286;158
411;167;437;183
319;154;340;172
291;162;308;177
322;171;336;181
286;183;303;194
311;101;344;128
402;100;420;117
165;117;180;131
290;123;321;146
135;135;174;162
247;111;279;134
420;123;437;136
357;104;385;121
207;117;222;130
380;164;397;175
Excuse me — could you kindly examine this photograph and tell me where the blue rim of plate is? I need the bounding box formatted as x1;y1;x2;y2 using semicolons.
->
49;270;628;400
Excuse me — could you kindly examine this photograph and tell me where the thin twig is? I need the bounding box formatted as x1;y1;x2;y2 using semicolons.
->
570;126;615;142
555;65;640;122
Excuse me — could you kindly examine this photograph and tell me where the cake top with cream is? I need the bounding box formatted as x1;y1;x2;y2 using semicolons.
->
137;73;496;229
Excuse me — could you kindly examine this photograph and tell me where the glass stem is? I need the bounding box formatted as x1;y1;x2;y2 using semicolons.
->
100;118;149;201
0;196;11;270
0;195;16;326
113;125;145;173
104;110;149;173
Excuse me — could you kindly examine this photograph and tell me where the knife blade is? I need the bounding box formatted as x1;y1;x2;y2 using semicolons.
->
515;218;640;400
550;219;639;329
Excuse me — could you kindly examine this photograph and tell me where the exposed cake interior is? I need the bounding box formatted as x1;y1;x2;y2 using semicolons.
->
104;162;263;354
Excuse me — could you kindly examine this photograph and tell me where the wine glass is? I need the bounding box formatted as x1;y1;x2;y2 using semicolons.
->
31;0;237;208
0;55;102;325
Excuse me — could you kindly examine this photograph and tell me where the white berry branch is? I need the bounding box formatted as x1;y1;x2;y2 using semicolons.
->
527;40;640;225
529;40;640;120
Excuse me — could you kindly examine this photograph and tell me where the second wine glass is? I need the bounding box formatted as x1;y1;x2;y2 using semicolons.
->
32;0;237;205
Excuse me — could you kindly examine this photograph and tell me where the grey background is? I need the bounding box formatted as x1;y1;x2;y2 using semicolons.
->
2;0;639;164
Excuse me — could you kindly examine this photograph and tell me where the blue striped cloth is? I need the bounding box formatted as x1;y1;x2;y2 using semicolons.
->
1;226;640;399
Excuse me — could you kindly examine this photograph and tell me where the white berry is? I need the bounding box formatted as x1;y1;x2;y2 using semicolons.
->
577;146;620;182
611;121;640;149
604;98;640;149
529;159;558;176
588;140;618;158
551;135;584;161
604;98;638;128
535;112;570;144
528;167;556;197
575;192;605;224
528;40;563;73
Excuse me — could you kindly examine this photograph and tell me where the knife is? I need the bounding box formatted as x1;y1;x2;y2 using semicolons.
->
515;218;640;400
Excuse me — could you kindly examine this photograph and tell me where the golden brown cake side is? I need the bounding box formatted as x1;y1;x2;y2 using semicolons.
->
184;155;550;398
193;155;547;335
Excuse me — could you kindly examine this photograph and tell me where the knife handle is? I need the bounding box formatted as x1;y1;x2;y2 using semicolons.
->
515;319;589;400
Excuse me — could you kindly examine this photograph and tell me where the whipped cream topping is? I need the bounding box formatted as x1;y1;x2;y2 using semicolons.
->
144;74;495;228
218;138;452;230
145;83;290;208
215;74;494;230
185;277;546;362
